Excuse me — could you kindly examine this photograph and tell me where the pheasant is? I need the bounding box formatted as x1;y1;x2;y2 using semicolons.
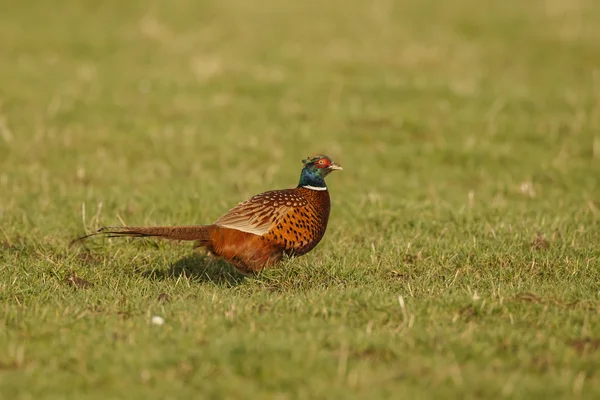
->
74;155;342;273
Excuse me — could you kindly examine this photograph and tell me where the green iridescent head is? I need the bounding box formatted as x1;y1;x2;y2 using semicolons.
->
297;155;343;189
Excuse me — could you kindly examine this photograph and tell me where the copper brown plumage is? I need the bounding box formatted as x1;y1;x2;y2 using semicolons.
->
73;155;342;273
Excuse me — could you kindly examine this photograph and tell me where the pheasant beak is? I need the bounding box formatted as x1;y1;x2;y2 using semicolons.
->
328;162;343;171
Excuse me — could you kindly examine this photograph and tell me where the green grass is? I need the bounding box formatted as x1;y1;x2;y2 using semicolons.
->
1;0;600;398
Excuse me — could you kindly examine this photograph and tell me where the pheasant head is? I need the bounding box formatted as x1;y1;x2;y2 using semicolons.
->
298;155;343;190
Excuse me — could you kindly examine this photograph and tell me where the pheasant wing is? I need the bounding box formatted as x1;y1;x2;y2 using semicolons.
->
214;189;307;236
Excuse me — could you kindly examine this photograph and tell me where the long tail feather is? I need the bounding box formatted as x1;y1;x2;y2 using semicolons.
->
71;225;212;246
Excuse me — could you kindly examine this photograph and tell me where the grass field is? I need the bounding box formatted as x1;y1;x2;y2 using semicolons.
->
1;0;600;398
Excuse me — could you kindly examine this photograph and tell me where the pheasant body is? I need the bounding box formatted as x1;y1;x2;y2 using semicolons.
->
254;187;330;253
75;155;342;273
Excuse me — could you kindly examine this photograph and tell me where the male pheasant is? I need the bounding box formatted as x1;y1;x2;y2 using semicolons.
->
75;155;342;273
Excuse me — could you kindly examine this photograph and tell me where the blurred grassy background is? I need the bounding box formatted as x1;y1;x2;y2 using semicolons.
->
1;0;599;398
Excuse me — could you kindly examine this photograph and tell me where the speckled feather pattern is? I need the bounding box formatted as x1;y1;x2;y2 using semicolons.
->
260;187;330;255
214;189;309;236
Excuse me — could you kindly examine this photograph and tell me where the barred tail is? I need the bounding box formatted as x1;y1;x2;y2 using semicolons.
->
71;225;212;245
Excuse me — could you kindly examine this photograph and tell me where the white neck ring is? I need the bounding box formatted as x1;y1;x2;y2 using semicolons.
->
302;185;327;191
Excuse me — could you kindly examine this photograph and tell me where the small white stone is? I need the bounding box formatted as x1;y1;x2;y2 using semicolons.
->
151;316;165;326
519;181;536;197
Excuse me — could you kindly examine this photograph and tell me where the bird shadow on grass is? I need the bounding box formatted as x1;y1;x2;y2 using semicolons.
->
70;238;247;287
140;253;247;287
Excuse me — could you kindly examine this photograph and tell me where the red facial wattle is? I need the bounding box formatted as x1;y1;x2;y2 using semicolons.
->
315;158;331;168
